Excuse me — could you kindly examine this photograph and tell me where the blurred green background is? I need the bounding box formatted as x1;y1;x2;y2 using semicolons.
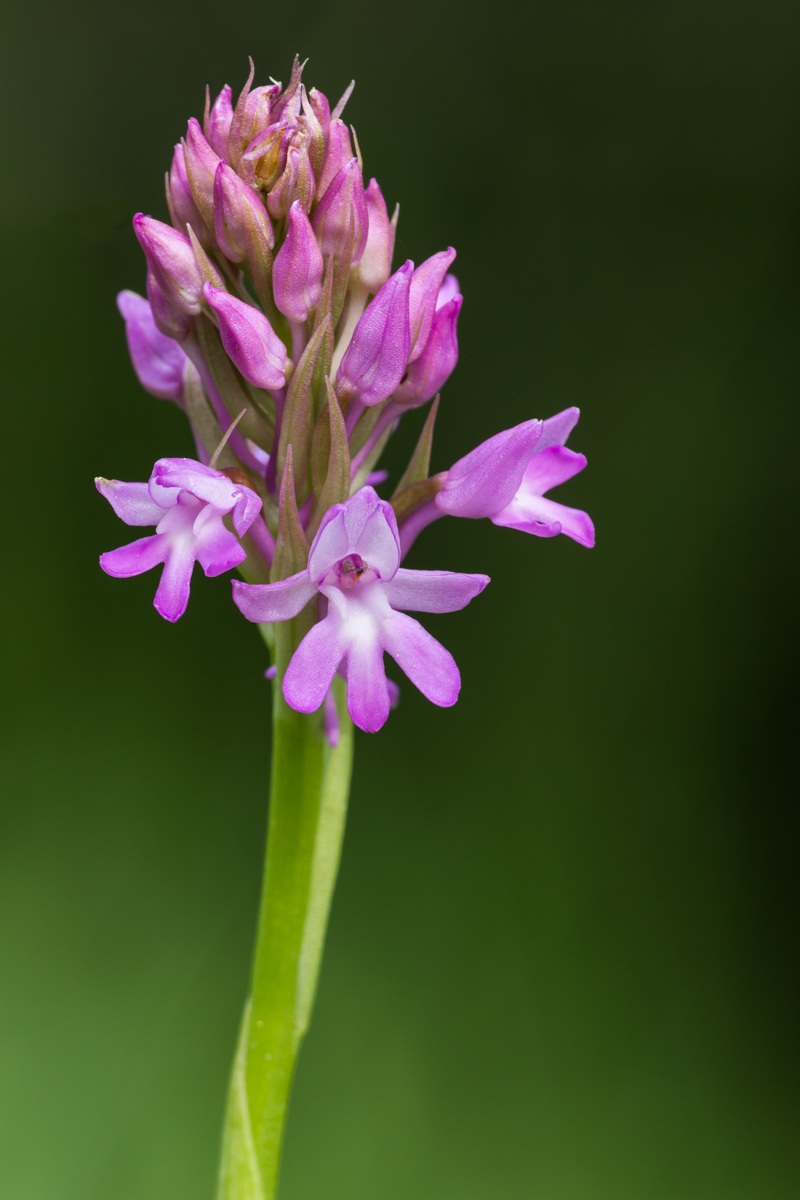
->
1;1;798;1196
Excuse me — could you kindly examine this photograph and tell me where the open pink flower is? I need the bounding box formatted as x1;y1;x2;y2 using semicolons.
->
97;458;262;621
437;407;595;547
232;486;489;732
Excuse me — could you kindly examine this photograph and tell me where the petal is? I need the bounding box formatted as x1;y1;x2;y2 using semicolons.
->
192;508;247;576
537;406;581;451
344;631;391;733
308;487;400;582
380;612;461;708
407;248;456;362
520;446;587;496
492;494;595;547
232;572;317;623
384;568;489;613
99;534;167;578
96;478;164;527
436;420;542;518
116;290;189;402
153;541;196;622
283;615;347;713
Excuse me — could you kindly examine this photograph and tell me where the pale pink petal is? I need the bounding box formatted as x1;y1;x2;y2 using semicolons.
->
283;616;347;713
96;478;164;526
232;573;317;622
99;535;167;577
344;633;390;732
380;612;461;708
520;446;587;495
537;406;581;451
153;541;196;622
493;494;595;547
384;568;489;613
192;509;246;575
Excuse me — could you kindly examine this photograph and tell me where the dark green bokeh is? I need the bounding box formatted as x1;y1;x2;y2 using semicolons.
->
1;2;798;1196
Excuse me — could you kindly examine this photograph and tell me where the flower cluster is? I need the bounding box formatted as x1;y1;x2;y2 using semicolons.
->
98;58;594;732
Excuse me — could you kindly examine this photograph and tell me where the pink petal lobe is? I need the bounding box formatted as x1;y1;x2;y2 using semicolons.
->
283;616;347;713
381;612;461;708
96;478;164;527
232;573;317;623
384;569;489;613
99;536;166;578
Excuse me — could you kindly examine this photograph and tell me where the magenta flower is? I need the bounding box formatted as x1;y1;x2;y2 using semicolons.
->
437;408;595;547
97;458;262;622
232;487;489;732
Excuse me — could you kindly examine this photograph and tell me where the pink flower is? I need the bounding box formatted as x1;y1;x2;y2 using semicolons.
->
437;408;595;547
97;459;262;622
232;487;489;732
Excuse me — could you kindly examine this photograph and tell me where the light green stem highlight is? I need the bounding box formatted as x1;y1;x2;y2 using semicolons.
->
216;622;354;1200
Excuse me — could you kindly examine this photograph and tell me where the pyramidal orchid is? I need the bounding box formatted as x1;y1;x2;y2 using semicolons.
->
95;56;593;1200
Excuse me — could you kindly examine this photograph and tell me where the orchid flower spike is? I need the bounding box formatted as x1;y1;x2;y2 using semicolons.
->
97;459;262;621
232;487;489;732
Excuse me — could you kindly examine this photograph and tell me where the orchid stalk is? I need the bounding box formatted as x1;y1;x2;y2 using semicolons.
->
97;55;594;1200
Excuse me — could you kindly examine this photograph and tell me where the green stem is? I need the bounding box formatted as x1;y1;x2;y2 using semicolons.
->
216;621;354;1200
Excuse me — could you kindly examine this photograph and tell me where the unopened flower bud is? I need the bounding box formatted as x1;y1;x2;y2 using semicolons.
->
407;248;456;362
182;118;222;229
299;85;325;177
267;141;315;219
239;124;287;191
146;270;192;340
336;261;412;405
356;179;395;294
204;283;287;391
166;143;210;245
307;87;330;140
229;61;280;167
273;201;324;323
134;214;204;315
213;161;275;264
204;84;233;160
316;119;353;201
393;294;461;408
312;158;368;265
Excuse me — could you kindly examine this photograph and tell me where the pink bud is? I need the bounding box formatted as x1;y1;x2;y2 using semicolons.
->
273;200;324;323
213;161;274;263
316;119;353;201
266;141;315;219
183;118;222;229
307;88;331;139
311;158;368;265
134;214;204;315
146;271;192;340
407;248;456;363
203;284;287;392
166;143;210;245
299;85;325;177
357;179;395;294
229;62;280;167
239;124;287;190
394;294;461;408
336;261;413;406
204;84;233;160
